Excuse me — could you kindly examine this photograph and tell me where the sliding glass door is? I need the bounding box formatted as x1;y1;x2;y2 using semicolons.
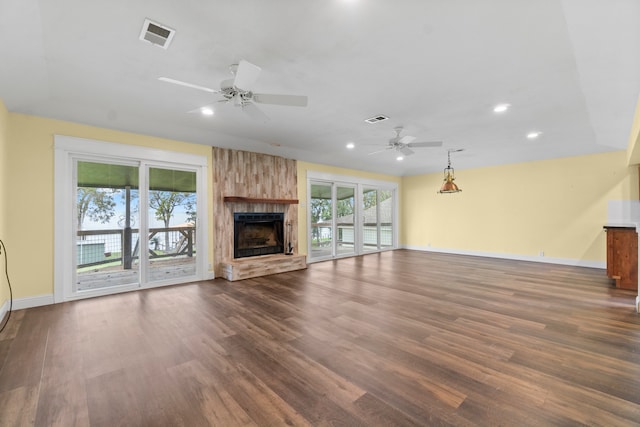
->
310;182;333;259
147;167;197;283
55;135;209;302
73;161;199;292
362;187;379;253
307;174;396;263
75;160;140;291
363;187;394;253
336;185;356;257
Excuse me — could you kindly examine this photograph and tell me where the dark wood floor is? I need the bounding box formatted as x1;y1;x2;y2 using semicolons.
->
1;250;639;426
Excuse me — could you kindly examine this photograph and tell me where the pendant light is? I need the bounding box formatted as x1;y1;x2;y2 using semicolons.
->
438;149;462;194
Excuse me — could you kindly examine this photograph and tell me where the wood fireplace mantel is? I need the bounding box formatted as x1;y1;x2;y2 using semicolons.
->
223;196;299;204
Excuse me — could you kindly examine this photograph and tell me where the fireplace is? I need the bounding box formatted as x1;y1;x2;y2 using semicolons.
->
234;212;285;258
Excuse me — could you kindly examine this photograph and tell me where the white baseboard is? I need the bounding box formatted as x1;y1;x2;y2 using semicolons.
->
0;294;54;323
402;245;606;269
12;294;55;310
0;298;9;323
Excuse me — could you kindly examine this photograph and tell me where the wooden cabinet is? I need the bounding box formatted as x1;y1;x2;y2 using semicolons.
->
604;226;638;291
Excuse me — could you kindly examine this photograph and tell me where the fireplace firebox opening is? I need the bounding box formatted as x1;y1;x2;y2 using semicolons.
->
234;212;285;258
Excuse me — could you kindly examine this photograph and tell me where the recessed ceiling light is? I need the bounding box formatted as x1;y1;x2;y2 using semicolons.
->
493;103;510;113
346;142;355;149
201;107;214;116
396;156;404;161
527;131;541;139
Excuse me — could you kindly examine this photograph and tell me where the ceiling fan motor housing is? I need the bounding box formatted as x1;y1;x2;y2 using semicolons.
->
220;78;235;90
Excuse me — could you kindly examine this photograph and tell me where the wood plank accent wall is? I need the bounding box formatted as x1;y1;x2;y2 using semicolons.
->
213;147;298;277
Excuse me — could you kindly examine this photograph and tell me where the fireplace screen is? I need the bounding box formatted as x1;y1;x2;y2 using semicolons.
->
234;212;284;258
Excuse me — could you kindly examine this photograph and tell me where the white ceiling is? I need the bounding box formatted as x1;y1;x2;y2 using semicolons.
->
1;0;639;176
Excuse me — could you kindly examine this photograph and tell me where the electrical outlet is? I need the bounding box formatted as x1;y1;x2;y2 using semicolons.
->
539;251;544;257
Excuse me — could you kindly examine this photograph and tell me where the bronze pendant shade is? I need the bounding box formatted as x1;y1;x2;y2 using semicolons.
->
438;150;462;194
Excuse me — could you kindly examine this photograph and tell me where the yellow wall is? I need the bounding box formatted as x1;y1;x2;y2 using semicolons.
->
626;95;640;165
296;161;401;255
402;150;637;263
0;100;8;310
5;113;214;299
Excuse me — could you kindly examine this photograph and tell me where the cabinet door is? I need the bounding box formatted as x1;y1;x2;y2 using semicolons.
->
616;230;638;290
607;228;638;291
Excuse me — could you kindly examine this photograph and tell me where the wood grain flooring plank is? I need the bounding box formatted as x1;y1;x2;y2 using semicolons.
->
34;378;90;427
166;359;257;427
221;333;368;426
222;361;314;427
352;392;426;427
0;385;39;426
0;308;52;393
312;337;476;426
85;369;144;427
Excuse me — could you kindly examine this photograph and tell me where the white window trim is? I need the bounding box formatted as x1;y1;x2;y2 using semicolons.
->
54;135;209;302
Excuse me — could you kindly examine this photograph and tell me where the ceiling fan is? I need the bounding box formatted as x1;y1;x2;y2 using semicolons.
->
368;127;443;156
159;59;308;121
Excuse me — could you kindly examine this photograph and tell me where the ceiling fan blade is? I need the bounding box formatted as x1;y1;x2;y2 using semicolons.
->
186;105;215;114
252;93;308;107
158;77;218;93
367;147;392;155
242;102;270;122
399;146;414;156
406;141;443;148
233;59;262;91
398;135;416;144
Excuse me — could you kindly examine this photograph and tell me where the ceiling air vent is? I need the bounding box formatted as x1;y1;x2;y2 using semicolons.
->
139;19;175;49
364;115;389;124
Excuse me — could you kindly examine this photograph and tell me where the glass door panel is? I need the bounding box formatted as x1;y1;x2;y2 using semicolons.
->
336;185;356;256
379;189;394;249
75;160;140;291
362;187;379;252
310;182;333;259
147;167;197;283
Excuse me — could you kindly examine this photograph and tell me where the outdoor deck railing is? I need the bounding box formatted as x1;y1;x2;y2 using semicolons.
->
310;222;393;248
76;226;195;268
